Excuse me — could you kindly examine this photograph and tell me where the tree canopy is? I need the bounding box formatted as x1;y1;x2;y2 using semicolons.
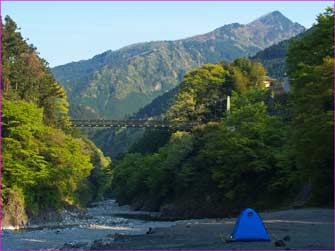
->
169;59;267;123
285;7;334;205
2;16;111;223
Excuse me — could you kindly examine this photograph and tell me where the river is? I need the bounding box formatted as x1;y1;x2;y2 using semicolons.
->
2;199;197;250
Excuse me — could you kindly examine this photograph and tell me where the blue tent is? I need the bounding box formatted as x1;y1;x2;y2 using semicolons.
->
230;208;270;241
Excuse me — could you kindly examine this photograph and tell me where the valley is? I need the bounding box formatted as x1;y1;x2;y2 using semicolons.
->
2;6;334;250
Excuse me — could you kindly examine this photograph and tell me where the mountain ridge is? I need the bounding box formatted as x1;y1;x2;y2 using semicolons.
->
52;11;304;119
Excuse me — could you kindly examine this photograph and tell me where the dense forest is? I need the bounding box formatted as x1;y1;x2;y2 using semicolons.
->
110;8;334;217
2;16;111;227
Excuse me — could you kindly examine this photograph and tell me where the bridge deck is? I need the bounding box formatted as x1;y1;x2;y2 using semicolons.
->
70;119;196;130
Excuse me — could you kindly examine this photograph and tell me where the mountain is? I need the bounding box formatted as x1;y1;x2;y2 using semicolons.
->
52;11;304;119
90;24;309;160
251;39;290;79
90;87;178;159
251;27;313;80
132;87;179;119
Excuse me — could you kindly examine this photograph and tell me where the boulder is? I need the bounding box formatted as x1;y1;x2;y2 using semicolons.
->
90;238;114;249
275;240;286;247
63;241;90;249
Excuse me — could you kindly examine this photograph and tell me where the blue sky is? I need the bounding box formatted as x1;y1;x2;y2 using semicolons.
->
2;1;331;67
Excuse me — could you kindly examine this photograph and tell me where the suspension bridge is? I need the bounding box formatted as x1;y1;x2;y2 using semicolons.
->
70;97;230;131
71;119;196;130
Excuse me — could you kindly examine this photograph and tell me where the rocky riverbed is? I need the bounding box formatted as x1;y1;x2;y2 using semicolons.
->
3;200;334;250
2;199;203;250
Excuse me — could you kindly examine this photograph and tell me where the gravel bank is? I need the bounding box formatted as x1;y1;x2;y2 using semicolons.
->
3;202;333;250
92;208;334;250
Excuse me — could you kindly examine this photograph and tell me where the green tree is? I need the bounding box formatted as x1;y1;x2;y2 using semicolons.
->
2;99;97;215
169;60;266;124
2;16;112;224
169;64;228;122
189;90;286;209
228;58;267;92
285;7;334;205
2;15;72;127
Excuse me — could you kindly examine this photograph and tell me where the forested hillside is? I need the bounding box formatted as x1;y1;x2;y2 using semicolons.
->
251;38;290;79
90;87;179;159
285;7;334;204
110;8;334;217
2;16;111;227
250;28;314;80
90;31;297;160
83;14;306;159
52;11;304;120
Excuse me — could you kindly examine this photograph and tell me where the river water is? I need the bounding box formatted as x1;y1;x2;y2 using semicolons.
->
2;199;192;250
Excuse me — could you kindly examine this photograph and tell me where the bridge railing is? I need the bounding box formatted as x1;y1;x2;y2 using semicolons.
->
69;96;229;131
70;119;197;130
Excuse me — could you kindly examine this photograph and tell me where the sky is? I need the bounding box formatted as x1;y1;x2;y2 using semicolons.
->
2;1;332;67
